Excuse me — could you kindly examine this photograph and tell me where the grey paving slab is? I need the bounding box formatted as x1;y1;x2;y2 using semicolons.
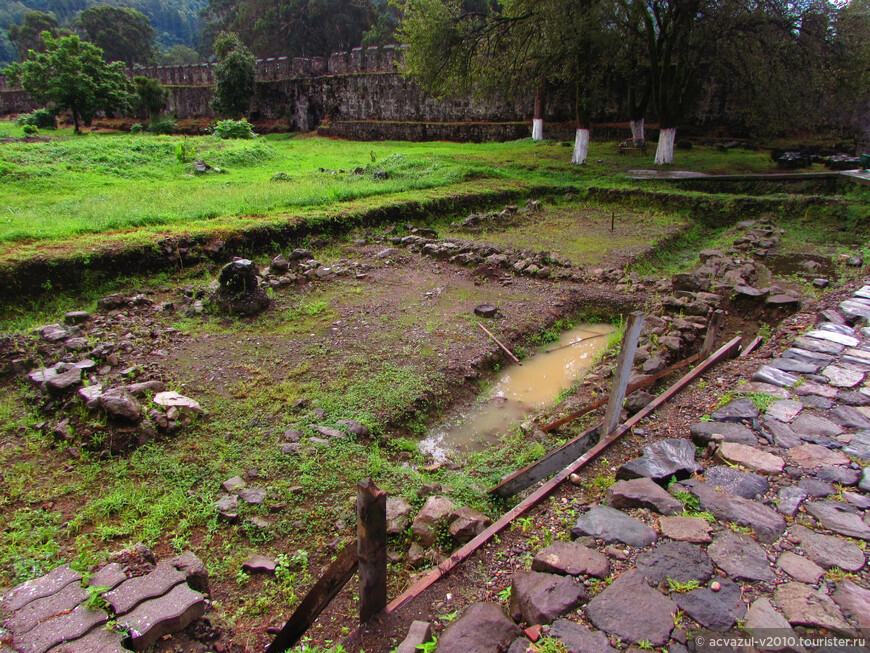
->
120;584;205;652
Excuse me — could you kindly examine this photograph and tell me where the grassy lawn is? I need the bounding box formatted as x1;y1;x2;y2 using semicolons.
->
0;122;798;253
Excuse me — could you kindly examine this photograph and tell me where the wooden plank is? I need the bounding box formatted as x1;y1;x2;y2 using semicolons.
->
740;336;763;358
539;354;699;434
372;335;741;622
602;312;644;436
699;309;725;360
489;423;601;498
357;478;387;623
266;544;358;653
478;322;522;366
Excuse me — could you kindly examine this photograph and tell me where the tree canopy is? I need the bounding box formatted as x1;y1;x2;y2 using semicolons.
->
210;31;255;118
3;31;132;132
77;5;156;64
7;10;66;60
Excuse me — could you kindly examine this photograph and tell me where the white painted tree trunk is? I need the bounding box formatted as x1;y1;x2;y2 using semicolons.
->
630;118;645;142
532;118;543;140
572;128;590;164
655;127;676;165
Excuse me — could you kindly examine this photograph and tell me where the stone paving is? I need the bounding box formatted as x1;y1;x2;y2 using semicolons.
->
0;549;208;653
424;283;870;653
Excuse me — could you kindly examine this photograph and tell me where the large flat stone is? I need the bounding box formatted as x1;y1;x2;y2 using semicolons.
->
658;516;712;544
830;406;870;429
689;422;758;446
707;530;775;582
822;365;865;388
785;443;850;469
843;430;870;459
744;598;801;653
636;541;713;585
531;542;610;578
509;572;589;625
769;358;820;374
775;582;855;637
616;438;700;483
704;466;769;499
804;500;870;540
585;569;675;647
763;419;802;448
436;602;522;653
832;579;870;629
14;604;107;653
120;583;206;651
571;506;657;548
711;398;759;422
687;481;785;543
103;562;186;616
547;619;615;653
1;566;82;613
792;380;838;399
42;624;127;653
605;478;683;515
789;524;865;571
765;400;804;423
782;348;834;367
752;366;798;388
791;413;844;439
776;486;808;517
776;552;824;584
717;442;784;475
804;330;859;348
673;578;745;633
794;335;844;355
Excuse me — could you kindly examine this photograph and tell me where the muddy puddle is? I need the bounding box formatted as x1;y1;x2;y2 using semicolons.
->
420;323;615;460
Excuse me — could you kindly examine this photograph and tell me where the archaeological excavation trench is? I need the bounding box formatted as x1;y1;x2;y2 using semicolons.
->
0;182;867;652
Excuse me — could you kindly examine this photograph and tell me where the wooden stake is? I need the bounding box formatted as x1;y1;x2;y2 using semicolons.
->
266;544;358;653
699;309;725;360
354;336;740;630
357;478;387;623
539;353;699;433
602;312;644;436
740;336;763;358
543;332;607;354
478;322;522;366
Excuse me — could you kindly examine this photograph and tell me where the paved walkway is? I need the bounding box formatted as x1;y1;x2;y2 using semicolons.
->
0;549;208;653
424;282;870;652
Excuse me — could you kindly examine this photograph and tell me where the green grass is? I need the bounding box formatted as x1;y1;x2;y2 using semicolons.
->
0;125;797;252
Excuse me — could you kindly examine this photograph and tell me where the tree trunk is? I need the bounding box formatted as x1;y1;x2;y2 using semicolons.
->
572;128;590;165
630;118;645;141
655;127;676;164
532;87;545;140
72;109;81;134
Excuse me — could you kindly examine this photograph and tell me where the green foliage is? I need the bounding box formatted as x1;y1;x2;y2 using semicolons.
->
77;5;156;65
3;32;132;133
16;107;56;129
130;123;144;134
7;10;62;60
213;118;257;140
147;119;177;135
133;76;167;124
83;585;111;611
674;491;701;513
667;577;700;593
211;32;255;119
21;124;38;135
175;138;196;163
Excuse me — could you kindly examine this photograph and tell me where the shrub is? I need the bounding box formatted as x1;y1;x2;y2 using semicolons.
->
213;118;257;139
22;124;39;135
147;119;177;134
130;123;144;134
175;139;196;163
16;108;57;129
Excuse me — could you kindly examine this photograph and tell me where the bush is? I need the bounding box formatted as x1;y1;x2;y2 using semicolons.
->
213;119;257;140
16;108;57;129
147;119;177;135
130;123;144;134
175;139;196;163
22;125;39;135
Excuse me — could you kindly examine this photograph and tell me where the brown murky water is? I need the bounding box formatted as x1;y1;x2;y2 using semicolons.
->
420;323;615;460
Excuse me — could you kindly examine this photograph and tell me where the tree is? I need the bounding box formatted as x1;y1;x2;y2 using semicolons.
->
8;11;62;60
3;32;132;133
133;75;167;123
162;43;200;65
77;5;157;65
210;31;255;118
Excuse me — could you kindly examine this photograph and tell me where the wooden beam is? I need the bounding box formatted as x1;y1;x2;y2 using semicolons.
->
699;309;725;360
266;544;358;653
357;478;387;623
539;354;699;433
602;312;644;436
740;335;763;358
368;336;741;624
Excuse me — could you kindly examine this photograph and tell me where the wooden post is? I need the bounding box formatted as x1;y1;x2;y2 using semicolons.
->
602;312;644;436
699;309;725;360
265;544;358;653
357;478;387;623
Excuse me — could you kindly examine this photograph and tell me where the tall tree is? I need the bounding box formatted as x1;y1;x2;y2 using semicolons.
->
8;10;61;60
133;75;167;123
210;31;254;117
3;31;132;132
77;5;157;64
